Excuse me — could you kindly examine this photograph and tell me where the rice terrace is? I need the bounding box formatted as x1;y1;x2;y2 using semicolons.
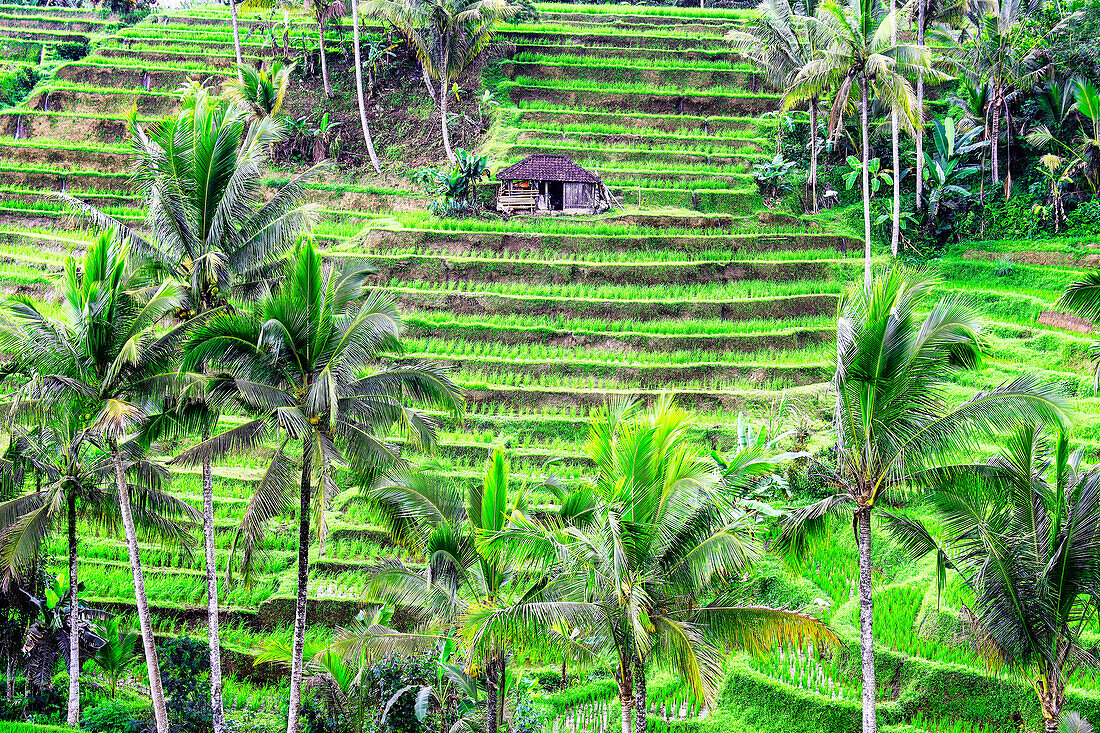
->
3;0;1100;732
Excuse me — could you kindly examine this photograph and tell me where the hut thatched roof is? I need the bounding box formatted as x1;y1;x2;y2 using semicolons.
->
497;154;600;183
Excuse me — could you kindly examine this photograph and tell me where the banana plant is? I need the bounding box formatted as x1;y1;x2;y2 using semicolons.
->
919;116;984;222
843;155;892;195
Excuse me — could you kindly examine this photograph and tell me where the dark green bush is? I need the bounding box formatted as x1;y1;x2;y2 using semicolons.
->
0;64;37;110
81;700;148;733
54;42;89;62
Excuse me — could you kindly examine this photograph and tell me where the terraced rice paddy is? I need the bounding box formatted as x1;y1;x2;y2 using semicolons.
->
3;2;1100;731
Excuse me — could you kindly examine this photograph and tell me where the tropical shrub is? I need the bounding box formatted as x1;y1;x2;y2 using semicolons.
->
159;637;212;733
81;701;147;733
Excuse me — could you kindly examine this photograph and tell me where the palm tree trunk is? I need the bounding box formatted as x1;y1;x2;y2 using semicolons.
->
351;0;382;174
809;99;819;215
317;22;332;98
633;654;647;733
991;93;1001;189
6;652;13;704
66;492;79;728
890;0;900;257
856;505;877;733
440;43;455;164
860;75;872;289
915;0;925;211
203;442;227;733
111;443;168;733
286;439;313;733
486;656;498;733
230;0;243;81
616;647;634;733
497;651;507;730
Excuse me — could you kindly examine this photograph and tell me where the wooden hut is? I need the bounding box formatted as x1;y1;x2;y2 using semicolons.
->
496;154;607;215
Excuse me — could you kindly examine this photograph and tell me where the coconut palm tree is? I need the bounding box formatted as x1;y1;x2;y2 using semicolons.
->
61;87;319;733
355;446;583;733
785;0;941;284
0;417;192;727
961;0;1048;198
0;232;199;733
777;267;1073;733
729;0;824;213
224;61;296;120
492;396;835;733
885;426;1100;733
351;0;383;174
364;0;520;162
171;239;463;733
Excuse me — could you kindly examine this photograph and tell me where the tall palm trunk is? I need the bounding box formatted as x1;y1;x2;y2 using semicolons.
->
111;443;168;733
485;657;498;733
439;36;455;163
286;439;313;733
230;0;243;81
990;90;1001;190
616;643;634;733
856;505;876;733
497;651;507;730
351;0;382;174
860;76;872;289
317;22;332;98
808;99;819;215
203;440;227;733
633;655;647;733
914;0;925;211
890;0;900;257
66;492;79;728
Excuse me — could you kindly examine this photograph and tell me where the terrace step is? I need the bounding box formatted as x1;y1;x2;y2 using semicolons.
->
363;252;858;286
0;25;90;43
0;139;129;170
361;228;858;255
0;110;129;143
95;46;259;69
539;10;748;26
513;41;740;63
404;316;835;353
55;61;229;92
505;83;779;117
0;5;103;19
513;126;768;153
533;17;738;35
405;353;829;387
0;14;107;32
27;87;179;116
459;381;828;413
386;286;840;322
512;108;766;135
503;60;763;91
0;164;130;192
501;29;728;51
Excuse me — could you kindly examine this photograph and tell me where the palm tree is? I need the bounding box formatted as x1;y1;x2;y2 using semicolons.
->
963;0;1047;198
494;396;835;733
777;267;1073;733
785;0;939;284
61;87;319;733
307;0;346;98
357;446;579;733
224;61;296;120
729;0;824;214
0;418;191;727
171;240;464;733
886;426;1100;733
351;0;383;174
0;232;198;733
365;0;519;162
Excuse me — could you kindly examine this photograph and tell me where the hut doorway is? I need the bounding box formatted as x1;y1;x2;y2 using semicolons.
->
546;181;564;210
